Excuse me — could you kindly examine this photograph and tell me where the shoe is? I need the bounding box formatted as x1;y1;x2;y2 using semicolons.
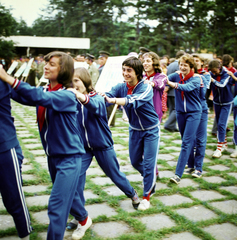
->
131;190;140;210
72;216;92;240
211;133;217;137
183;168;195;175
170;175;180;184
192;170;202;178
230;150;237;158
212;149;222;158
138;199;150;211
221;145;228;152
66;218;78;231
164;127;179;132
226;127;231;132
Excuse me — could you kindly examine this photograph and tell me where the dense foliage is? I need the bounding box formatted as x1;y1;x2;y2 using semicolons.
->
1;0;237;59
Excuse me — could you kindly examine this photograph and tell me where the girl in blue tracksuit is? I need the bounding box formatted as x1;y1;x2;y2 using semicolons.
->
167;54;202;184
209;59;234;158
66;67;140;239
0;52;85;240
102;56;160;211
186;70;211;177
0;79;32;240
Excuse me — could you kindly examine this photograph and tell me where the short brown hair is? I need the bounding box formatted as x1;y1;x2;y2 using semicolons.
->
143;52;162;73
179;54;195;69
44;51;74;88
74;67;94;93
122;56;143;81
208;59;222;70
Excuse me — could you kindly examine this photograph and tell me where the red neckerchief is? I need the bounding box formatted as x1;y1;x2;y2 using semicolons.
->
198;68;206;74
227;67;237;73
179;70;194;100
37;83;63;131
145;72;156;80
99;65;104;69
126;82;139;95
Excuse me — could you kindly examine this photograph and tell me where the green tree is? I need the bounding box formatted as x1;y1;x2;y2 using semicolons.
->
0;4;17;59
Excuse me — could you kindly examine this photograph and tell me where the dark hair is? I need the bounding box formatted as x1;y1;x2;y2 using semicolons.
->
44;51;74;88
179;54;195;69
143;52;162;73
222;54;233;67
122;56;143;81
208;59;222;70
176;50;185;59
74;67;94;93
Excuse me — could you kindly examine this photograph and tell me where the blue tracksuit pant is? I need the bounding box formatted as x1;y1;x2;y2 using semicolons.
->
233;106;237;145
175;112;201;178
214;103;232;142
47;154;82;240
188;110;208;172
70;146;135;221
129;126;159;197
0;145;32;238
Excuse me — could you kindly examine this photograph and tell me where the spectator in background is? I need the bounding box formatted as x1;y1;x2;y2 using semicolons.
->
85;53;99;87
138;47;150;62
98;51;110;76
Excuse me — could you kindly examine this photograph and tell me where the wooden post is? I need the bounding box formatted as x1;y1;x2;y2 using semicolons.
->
108;104;118;126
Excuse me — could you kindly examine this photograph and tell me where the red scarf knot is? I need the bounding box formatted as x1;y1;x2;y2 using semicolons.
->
37;83;63;131
179;70;194;100
126;82;138;95
145;72;156;80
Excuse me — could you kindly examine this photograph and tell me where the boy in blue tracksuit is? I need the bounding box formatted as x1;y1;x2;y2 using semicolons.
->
66;67;140;239
102;56;160;211
0;52;85;240
227;71;237;157
209;59;234;158
167;54;202;184
186;70;211;178
0;79;32;240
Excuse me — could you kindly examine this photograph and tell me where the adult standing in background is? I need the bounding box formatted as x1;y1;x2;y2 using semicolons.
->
164;50;185;132
85;53;99;87
98;51;110;76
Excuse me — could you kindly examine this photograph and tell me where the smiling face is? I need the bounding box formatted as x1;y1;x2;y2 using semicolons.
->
179;60;191;77
143;55;155;75
44;56;60;82
194;57;203;70
122;65;138;86
210;67;221;76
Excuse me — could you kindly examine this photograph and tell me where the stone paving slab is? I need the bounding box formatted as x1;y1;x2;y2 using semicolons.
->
163;232;202;240
156;194;193;206
86;168;104;176
228;172;237;179
113;144;127;151
160;170;176;178
178;178;199;188
126;174;143;182
21;138;39;143
91;177;113;186
170;152;180;157
209;200;237;214
219;186;237;195
175;205;218;222
86;203;118;219
103;186;124;196
0;237;19;240
158;154;176;161
22;164;33;172
166;146;181;151
190;190;226;201
0;215;15;230
119;199;136;213
137;213;176;230
84;190;99;200
26;195;50;207
22;174;37;181
30;149;45;155
207;164;230;171
203;223;237;240
91;221;135;238
32;210;49;225
202;176;227;183
24;143;42;149
23;185;48;193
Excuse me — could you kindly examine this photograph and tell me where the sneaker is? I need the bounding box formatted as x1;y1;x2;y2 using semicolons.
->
192;170;202;178
66;218;78;231
170;175;180;184
138;199;150;211
212;149;222;158
230;150;237;158
183;168;195;175
221;145;228;152
72;216;92;240
131;190;140;210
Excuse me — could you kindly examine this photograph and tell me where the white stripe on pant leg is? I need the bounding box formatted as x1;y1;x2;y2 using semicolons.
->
11;148;32;233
